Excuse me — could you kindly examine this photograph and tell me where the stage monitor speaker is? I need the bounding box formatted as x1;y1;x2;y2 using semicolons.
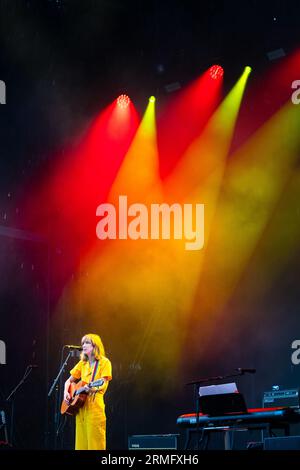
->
264;436;300;450
128;434;179;450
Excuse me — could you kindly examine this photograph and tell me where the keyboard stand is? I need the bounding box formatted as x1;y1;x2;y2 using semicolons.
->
184;421;290;450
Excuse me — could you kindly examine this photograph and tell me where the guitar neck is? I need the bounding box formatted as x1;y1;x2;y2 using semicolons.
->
74;379;104;396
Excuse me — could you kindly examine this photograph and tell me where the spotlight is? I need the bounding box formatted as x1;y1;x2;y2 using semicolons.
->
245;66;252;74
149;96;156;103
117;94;131;109
164;82;181;93
209;65;224;80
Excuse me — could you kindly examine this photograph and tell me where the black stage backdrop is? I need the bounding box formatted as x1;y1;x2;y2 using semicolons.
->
0;0;300;451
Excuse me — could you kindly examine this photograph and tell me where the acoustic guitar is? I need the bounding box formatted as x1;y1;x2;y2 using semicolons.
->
61;379;104;416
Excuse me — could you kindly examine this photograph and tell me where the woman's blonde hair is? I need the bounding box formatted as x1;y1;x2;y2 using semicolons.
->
80;333;105;362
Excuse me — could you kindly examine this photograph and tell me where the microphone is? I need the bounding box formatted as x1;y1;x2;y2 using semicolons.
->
64;345;82;350
236;368;256;374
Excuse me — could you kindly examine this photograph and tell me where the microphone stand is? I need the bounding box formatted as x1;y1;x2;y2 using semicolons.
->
48;349;76;449
186;371;245;450
5;365;36;448
0;410;9;446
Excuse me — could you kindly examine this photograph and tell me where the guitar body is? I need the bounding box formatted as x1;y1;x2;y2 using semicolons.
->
61;380;88;416
61;378;104;416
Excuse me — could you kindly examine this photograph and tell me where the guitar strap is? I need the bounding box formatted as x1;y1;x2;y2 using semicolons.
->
91;359;99;383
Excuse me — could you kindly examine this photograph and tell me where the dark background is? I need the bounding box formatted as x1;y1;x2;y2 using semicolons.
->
0;0;300;450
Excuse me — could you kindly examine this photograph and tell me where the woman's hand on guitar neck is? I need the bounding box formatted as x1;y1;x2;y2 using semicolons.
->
83;385;99;396
83;378;107;395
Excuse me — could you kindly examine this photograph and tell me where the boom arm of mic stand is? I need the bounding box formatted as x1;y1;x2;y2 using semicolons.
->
48;351;73;397
6;365;35;402
186;371;244;386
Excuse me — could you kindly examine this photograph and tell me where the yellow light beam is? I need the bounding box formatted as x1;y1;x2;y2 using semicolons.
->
185;99;300;357
164;66;252;203
160;69;252;369
109;98;160;204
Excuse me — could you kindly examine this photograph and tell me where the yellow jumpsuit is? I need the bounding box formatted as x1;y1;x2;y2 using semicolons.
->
70;356;112;450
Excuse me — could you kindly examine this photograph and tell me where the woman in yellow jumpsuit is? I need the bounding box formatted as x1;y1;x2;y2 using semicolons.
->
64;333;112;450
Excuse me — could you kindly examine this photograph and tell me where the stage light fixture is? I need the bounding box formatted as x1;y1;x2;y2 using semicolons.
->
164;82;181;93
267;48;286;61
209;65;224;80
245;66;252;74
149;96;156;103
117;94;131;109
